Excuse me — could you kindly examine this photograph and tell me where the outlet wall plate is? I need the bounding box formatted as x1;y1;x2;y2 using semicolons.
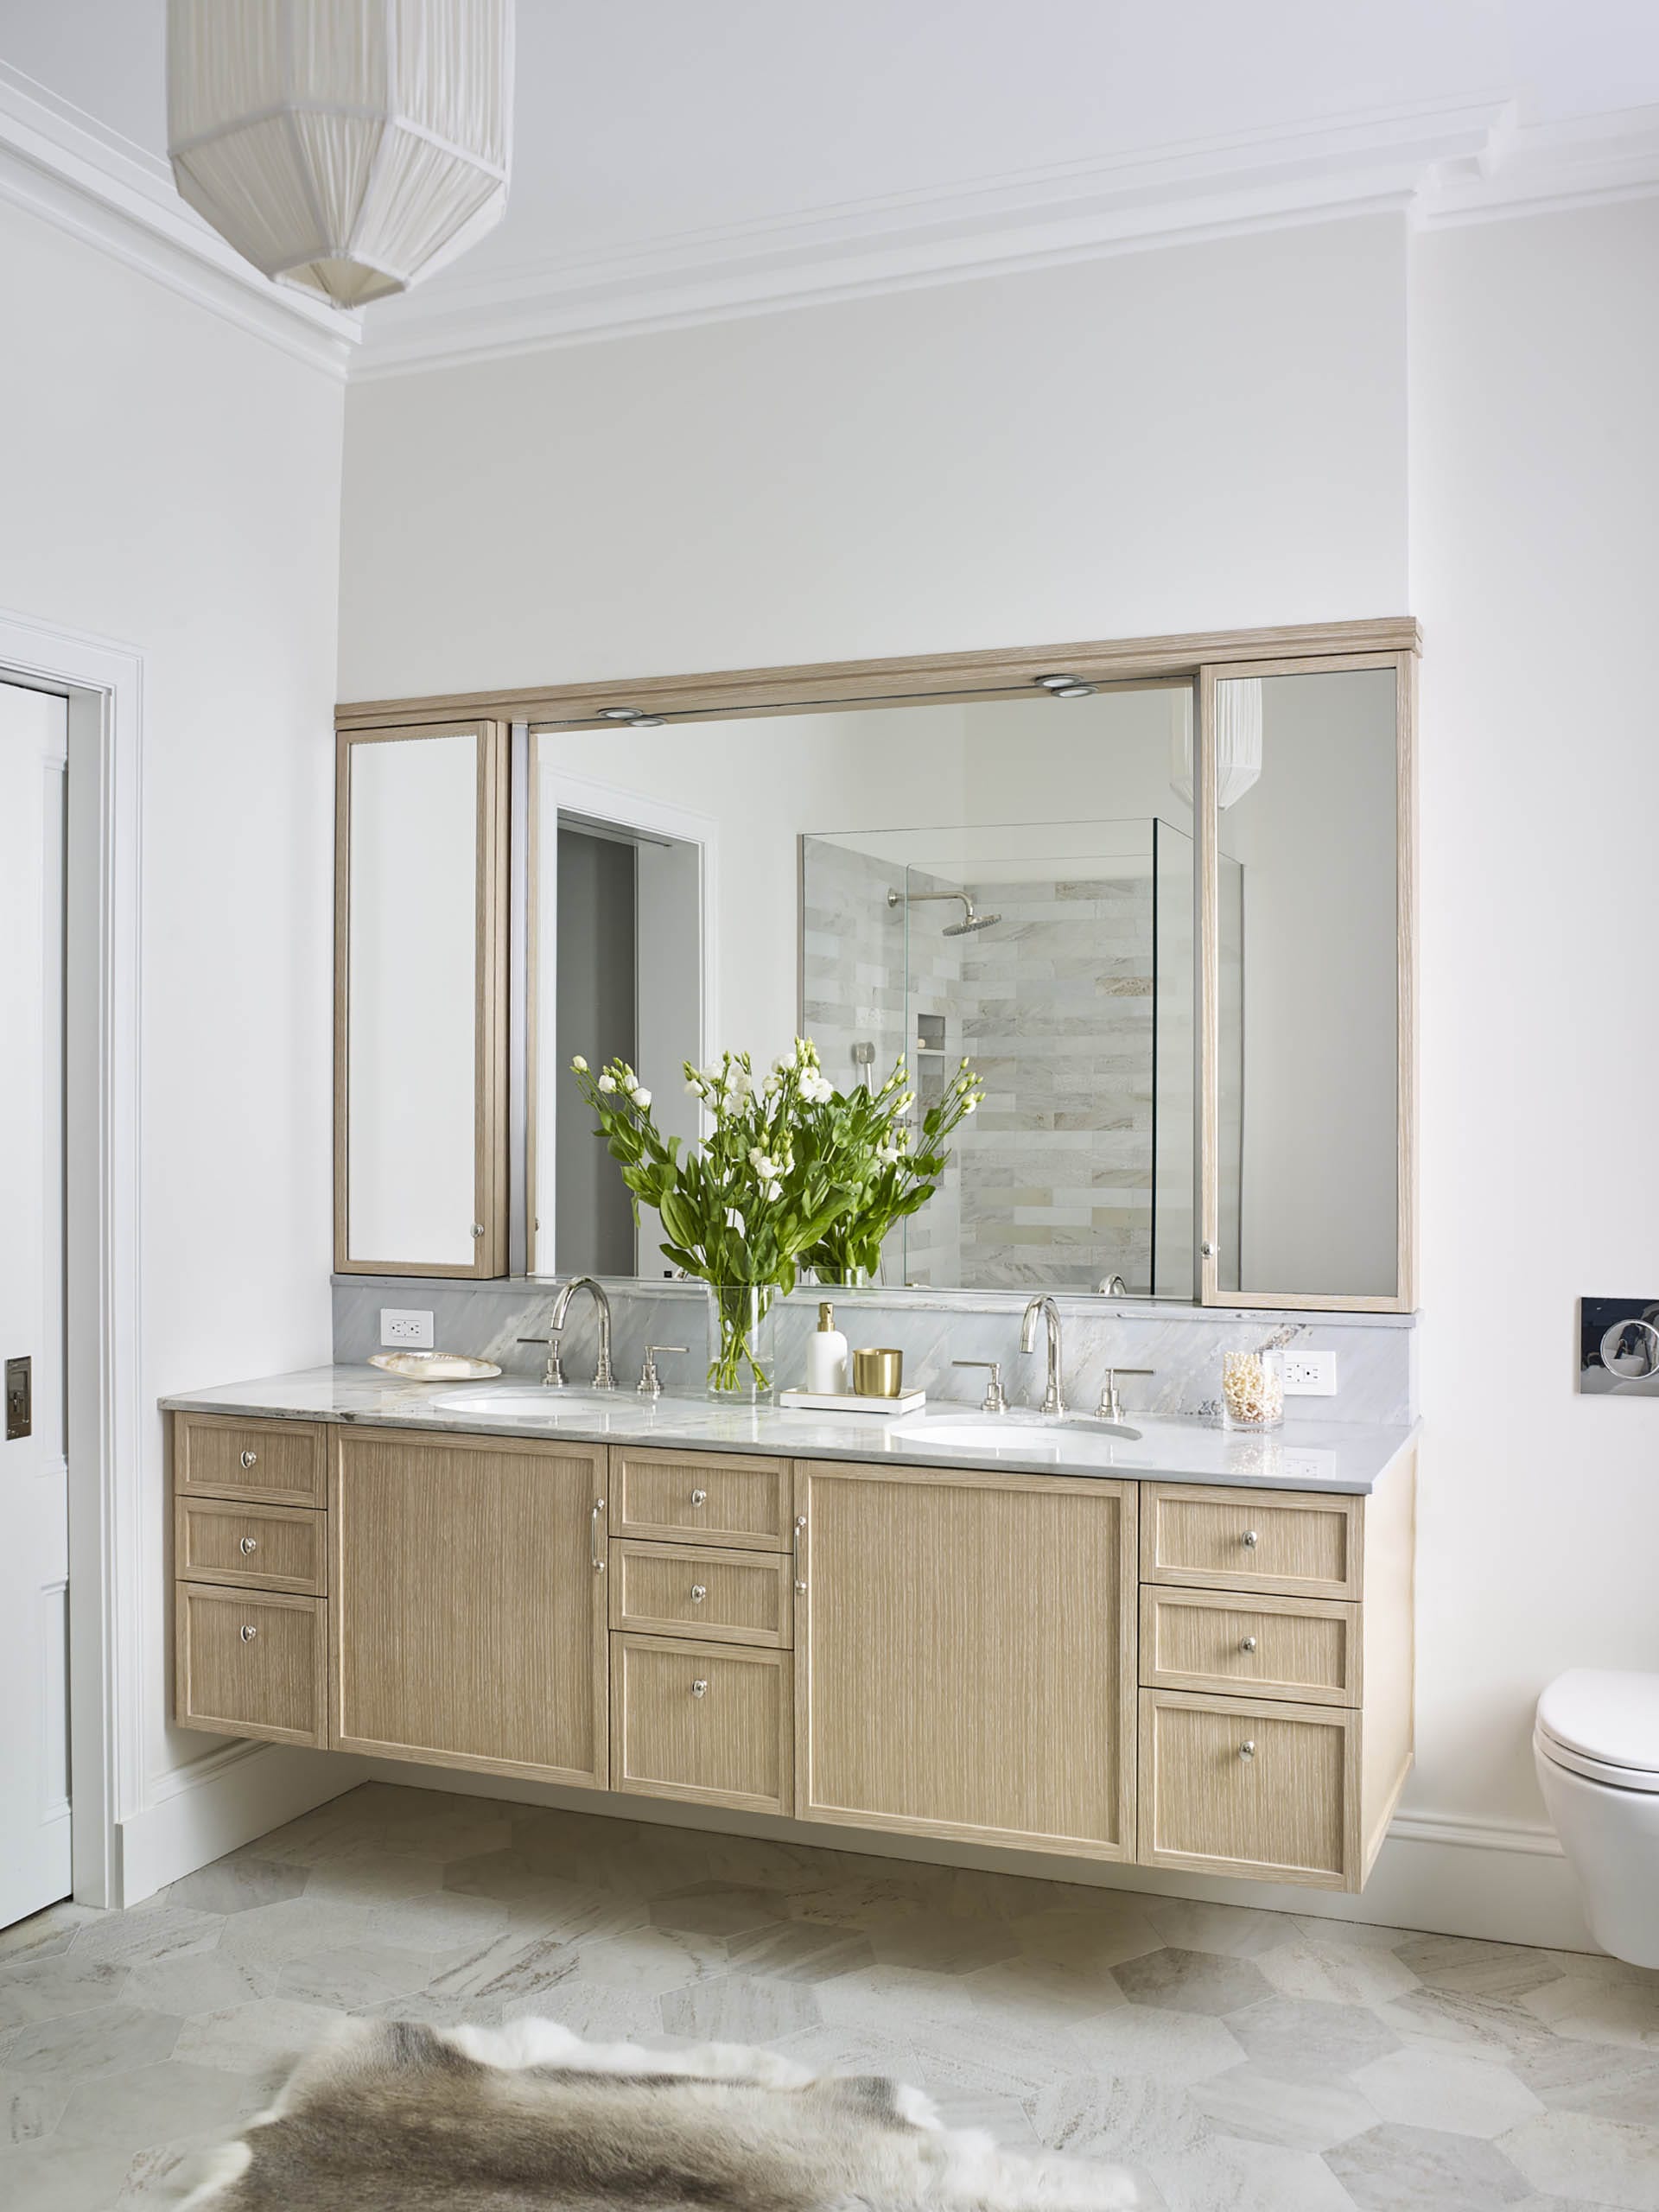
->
1579;1297;1659;1395
380;1307;435;1350
1283;1350;1338;1396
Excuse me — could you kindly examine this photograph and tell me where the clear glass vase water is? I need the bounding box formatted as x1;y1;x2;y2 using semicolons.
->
704;1284;778;1402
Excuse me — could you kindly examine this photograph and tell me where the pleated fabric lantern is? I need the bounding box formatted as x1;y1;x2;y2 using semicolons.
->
167;0;513;310
1169;676;1264;810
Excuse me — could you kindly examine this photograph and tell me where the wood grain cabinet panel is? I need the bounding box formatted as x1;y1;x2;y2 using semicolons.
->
611;1635;791;1813
609;1541;791;1647
610;1448;789;1550
173;1414;326;1508
793;1461;1137;1859
1141;1484;1362;1599
1139;1688;1358;1888
1140;1586;1359;1707
175;1498;326;1595
329;1428;607;1786
176;1584;327;1747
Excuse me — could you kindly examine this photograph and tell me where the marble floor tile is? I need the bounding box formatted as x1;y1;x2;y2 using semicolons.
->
1348;2046;1546;2139
1500;2111;1659;2212
4;1783;1654;2210
1325;2121;1532;2209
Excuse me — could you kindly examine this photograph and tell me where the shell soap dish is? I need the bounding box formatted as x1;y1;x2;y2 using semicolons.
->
368;1351;502;1382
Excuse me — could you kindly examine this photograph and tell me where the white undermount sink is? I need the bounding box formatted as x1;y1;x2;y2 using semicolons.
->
429;1387;620;1420
889;1414;1140;1452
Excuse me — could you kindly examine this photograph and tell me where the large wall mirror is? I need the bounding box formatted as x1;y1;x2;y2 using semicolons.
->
336;626;1416;1309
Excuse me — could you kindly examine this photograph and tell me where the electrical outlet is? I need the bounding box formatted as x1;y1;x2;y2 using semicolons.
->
1283;1350;1337;1396
380;1308;434;1349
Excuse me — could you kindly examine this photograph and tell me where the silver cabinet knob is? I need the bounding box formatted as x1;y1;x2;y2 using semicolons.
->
1243;1529;1259;1548
1239;1635;1257;1652
1202;1241;1220;1256
690;1585;707;1604
690;1679;708;1698
239;1450;257;1469
239;1536;259;1555
1239;1739;1255;1760
690;1488;707;1506
471;1224;486;1238
239;1624;257;1643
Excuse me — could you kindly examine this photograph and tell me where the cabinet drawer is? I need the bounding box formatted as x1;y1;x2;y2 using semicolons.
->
173;1413;326;1508
611;1634;791;1813
176;1584;327;1748
175;1498;326;1594
1141;1484;1362;1599
1140;1587;1359;1707
610;1448;789;1550
610;1541;791;1647
1138;1689;1357;1889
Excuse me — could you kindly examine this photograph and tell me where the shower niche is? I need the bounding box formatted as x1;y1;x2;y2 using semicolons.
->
800;817;1224;1297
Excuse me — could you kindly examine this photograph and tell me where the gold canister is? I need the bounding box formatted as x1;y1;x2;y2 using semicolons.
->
852;1346;904;1398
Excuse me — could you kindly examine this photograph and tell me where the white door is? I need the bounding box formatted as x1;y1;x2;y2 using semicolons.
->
0;679;71;1925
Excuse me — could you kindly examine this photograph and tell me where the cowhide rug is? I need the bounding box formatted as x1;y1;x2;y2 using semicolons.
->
181;2015;1135;2209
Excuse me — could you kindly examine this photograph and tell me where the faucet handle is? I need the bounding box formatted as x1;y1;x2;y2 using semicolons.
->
1096;1364;1153;1421
952;1358;1007;1414
517;1335;566;1389
637;1345;688;1398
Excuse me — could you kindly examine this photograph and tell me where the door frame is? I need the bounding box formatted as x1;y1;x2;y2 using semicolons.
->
0;607;143;1910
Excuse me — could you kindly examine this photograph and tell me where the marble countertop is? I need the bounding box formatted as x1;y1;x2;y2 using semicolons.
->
160;1366;1418;1494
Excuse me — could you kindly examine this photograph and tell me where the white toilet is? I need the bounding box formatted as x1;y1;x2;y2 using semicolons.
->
1535;1669;1659;1967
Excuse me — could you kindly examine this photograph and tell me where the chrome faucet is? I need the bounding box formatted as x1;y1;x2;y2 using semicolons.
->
1020;1294;1066;1416
520;1276;615;1390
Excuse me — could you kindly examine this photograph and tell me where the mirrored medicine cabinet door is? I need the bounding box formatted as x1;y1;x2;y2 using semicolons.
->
334;721;509;1276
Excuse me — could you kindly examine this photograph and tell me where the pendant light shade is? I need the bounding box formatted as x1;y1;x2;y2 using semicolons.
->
167;0;513;311
1170;677;1264;810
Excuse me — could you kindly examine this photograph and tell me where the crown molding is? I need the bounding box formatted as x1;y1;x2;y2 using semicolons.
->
1417;100;1659;227
0;62;359;380
354;92;1510;378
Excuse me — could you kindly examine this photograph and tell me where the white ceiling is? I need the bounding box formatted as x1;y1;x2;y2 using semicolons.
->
2;0;1657;375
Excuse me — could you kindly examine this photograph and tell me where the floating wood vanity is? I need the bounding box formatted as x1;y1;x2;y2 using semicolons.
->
170;1402;1414;1894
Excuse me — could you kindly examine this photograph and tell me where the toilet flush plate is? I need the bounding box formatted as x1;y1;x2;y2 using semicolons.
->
1579;1297;1659;1395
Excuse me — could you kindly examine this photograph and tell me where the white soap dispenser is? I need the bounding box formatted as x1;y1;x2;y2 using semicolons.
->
805;1300;849;1395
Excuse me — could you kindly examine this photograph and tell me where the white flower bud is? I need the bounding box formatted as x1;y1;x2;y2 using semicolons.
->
571;1054;588;1072
632;1086;652;1108
597;1073;616;1093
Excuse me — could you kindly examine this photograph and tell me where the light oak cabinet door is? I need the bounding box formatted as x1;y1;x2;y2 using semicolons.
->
1138;1688;1359;1888
329;1428;607;1786
793;1460;1137;1859
612;1635;791;1814
177;1585;327;1748
172;1414;326;1508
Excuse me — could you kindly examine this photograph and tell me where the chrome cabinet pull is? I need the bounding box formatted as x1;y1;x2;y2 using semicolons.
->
1239;1739;1255;1760
690;1488;707;1507
1242;1529;1259;1548
1240;1635;1257;1653
793;1514;807;1594
239;1536;259;1555
590;1498;606;1573
690;1585;707;1604
691;1678;708;1698
239;1624;257;1643
239;1450;257;1469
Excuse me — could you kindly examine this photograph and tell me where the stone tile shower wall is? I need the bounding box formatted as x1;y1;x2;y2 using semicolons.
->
958;874;1154;1291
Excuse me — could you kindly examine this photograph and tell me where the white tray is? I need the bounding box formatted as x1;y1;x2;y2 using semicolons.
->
778;1387;925;1416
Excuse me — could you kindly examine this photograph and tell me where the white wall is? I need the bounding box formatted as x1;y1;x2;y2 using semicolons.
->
1410;198;1659;1833
0;199;345;1862
340;215;1408;699
334;195;1659;1940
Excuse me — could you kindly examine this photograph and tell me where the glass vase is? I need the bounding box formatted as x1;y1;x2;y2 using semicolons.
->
704;1284;779;1402
1221;1347;1286;1431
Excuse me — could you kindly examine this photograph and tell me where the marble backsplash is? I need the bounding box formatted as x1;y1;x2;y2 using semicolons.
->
334;1278;1414;1426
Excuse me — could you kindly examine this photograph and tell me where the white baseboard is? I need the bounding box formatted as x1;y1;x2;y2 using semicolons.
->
359;1760;1596;1955
116;1741;368;1905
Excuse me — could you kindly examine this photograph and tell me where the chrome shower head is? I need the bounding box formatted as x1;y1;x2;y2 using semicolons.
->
943;907;1000;936
887;886;1000;937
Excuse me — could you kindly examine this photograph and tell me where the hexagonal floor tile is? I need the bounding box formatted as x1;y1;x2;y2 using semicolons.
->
1066;2001;1247;2087
54;2058;260;2153
1227;1995;1402;2081
659;1972;820;2040
172;1998;341;2080
1350;2046;1546;2139
1325;2121;1532;2209
276;1943;436;2009
1500;2110;1659;2210
1192;2060;1379;2152
1519;1978;1659;2051
1393;1936;1567;2003
1257;1936;1422;2006
650;1885;788;1938
1115;1944;1274;2018
0;2004;181;2080
0;1955;130;2032
164;1856;308;1916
